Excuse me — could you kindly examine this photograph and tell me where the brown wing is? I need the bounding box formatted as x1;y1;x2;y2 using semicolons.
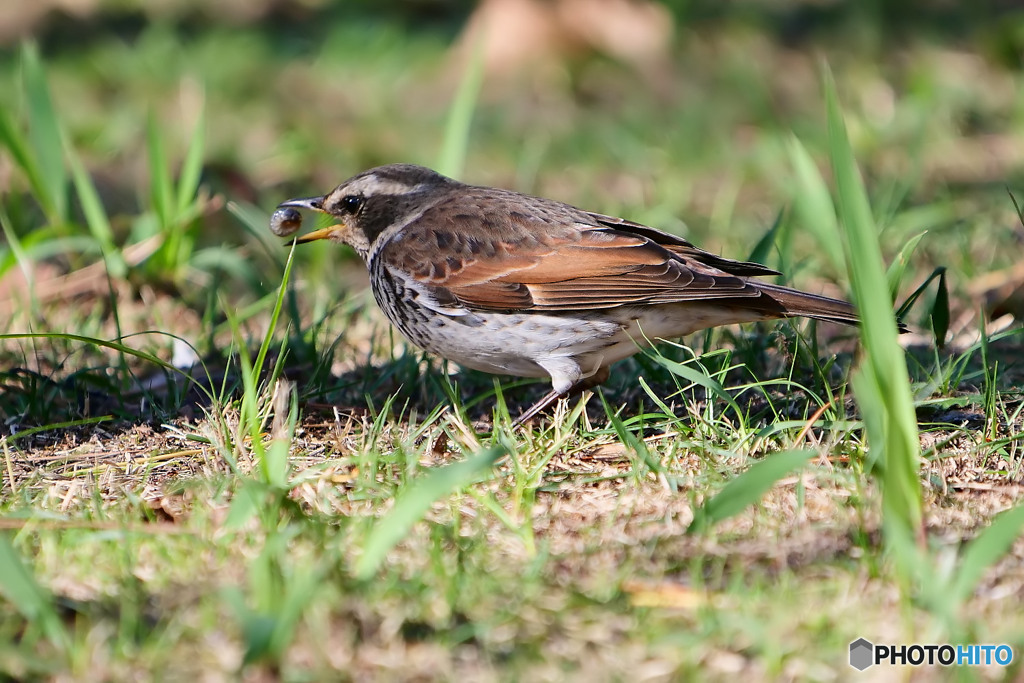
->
587;211;781;278
376;189;782;313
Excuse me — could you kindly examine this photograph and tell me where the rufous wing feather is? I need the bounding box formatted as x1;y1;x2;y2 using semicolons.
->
378;196;870;326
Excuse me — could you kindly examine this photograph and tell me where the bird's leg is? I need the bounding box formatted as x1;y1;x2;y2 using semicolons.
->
512;366;611;428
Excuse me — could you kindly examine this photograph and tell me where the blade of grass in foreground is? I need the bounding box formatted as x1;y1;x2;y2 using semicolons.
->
355;445;505;580
786;135;844;274
0;534;70;654
823;69;923;544
687;450;815;534
948;504;1024;606
223;243;297;489
223;533;324;667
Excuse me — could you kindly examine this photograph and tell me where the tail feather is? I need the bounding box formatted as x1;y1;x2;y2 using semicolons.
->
754;281;908;332
755;282;858;326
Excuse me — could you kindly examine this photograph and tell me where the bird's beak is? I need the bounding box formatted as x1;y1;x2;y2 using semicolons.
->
293;224;343;244
277;196;324;212
276;195;343;243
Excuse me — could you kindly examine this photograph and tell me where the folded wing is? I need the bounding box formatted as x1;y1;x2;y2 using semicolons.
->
377;196;857;325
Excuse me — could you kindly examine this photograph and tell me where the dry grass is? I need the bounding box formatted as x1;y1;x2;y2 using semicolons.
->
4;322;1023;678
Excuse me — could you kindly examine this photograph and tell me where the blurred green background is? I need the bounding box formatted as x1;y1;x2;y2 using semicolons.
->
2;0;1024;375
3;0;1023;286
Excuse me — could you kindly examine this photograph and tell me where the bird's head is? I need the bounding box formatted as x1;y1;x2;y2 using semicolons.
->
276;163;455;258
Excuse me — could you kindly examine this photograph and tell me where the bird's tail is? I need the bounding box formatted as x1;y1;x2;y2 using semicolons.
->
755;281;858;326
754;281;910;332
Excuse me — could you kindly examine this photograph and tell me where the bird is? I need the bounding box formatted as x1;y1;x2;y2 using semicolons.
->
276;163;873;425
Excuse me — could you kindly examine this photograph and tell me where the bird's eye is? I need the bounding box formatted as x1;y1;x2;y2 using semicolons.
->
340;194;363;214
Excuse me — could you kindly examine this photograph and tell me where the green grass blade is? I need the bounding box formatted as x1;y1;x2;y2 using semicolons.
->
146;111;173;231
823;67;922;540
189;245;261;284
222;587;276;664
0;533;52;618
885;230;927;300
176;104;206;215
253;241;297;383
0;332;212;405
1;332;173;369
895;266;945;320
436;36;484;179
745;209;785;267
355;445;505;579
949;504;1024;605
0;107;50;217
645;349;744;418
266;561;322;659
0;205;34;308
6;416;114;445
599;389;663;477
688;450;815;534
65;145;128;279
228;316;282;487
21;42;67;223
931;268;950;347
786;135;844;274
0;533;70;653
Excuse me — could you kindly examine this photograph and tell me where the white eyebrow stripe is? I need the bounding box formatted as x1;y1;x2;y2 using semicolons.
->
344;177;425;196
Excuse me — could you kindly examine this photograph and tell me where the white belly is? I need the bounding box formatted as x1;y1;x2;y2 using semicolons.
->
381;299;768;379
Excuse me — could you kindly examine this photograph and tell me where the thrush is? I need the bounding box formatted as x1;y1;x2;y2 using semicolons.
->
277;163;873;425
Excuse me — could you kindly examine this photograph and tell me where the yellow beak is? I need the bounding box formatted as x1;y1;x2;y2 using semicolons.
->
294;224;344;243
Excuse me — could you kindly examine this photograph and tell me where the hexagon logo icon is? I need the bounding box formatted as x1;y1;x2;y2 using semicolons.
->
849;638;874;671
